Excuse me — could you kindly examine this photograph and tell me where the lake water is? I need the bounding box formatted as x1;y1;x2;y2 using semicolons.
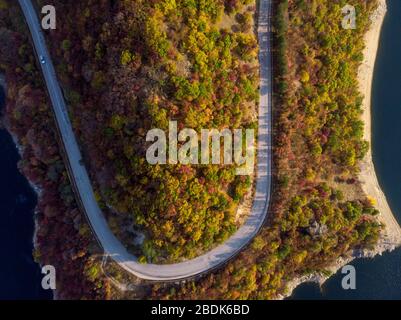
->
0;81;52;300
1;0;401;301
291;0;401;300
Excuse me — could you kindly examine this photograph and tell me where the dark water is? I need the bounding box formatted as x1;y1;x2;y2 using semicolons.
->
0;82;52;300
1;1;401;301
292;0;401;300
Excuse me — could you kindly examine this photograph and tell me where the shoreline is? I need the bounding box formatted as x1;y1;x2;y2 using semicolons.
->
358;0;401;248
0;74;54;300
280;0;401;299
2;0;400;299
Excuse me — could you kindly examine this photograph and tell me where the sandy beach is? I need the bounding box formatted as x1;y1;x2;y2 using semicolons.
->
359;0;401;248
280;0;401;299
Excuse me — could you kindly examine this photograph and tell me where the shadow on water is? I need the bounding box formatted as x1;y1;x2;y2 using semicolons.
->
0;82;52;299
291;0;401;300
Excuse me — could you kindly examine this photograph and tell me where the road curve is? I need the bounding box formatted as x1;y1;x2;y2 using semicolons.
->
19;0;272;281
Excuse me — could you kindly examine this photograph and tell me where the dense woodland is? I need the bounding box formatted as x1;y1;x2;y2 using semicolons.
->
0;0;108;298
0;0;384;299
37;0;259;262
151;0;383;299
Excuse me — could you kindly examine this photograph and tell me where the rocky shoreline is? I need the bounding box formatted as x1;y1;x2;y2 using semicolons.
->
0;74;54;299
279;0;401;300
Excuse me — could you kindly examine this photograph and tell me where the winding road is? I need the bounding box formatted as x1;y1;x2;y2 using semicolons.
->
18;0;272;281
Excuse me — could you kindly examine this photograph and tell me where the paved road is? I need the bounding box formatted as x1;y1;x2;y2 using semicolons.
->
19;0;272;281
